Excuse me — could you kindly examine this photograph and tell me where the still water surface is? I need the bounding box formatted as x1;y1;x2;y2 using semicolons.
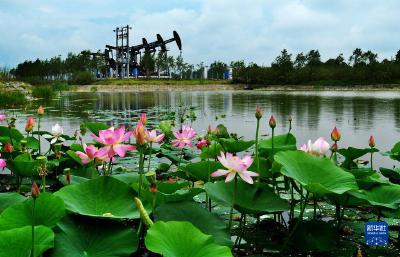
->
3;90;400;168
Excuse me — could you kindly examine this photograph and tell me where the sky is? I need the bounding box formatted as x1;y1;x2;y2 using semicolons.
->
0;0;399;67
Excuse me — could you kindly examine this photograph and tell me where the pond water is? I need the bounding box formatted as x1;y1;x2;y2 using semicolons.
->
2;90;400;168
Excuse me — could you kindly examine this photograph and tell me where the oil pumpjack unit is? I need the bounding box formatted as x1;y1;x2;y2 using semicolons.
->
93;25;182;78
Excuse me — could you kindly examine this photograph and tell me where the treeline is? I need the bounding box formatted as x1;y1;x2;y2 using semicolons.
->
231;48;400;85
11;50;105;85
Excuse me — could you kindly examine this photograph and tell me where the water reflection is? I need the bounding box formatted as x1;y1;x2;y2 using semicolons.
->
2;90;400;167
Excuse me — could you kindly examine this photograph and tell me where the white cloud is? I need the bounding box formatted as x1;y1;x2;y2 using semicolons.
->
0;0;399;67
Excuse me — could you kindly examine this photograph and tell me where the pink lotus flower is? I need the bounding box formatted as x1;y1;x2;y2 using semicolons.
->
0;154;6;169
0;114;6;122
196;138;208;150
300;137;330;156
76;144;99;164
92;127;135;158
145;130;164;143
172;125;197;148
133;121;146;145
140;113;147;125
25;116;35;132
211;152;258;184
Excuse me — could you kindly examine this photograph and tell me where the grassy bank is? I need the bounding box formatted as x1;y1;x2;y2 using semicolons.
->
91;78;229;86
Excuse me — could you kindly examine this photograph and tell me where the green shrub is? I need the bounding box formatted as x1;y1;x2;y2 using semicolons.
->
51;82;69;91
0;91;26;106
32;85;55;99
71;71;94;85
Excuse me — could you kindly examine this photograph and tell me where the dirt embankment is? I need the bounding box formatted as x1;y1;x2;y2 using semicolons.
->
73;84;242;92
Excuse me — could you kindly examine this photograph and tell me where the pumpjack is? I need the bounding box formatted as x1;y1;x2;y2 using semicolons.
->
92;25;182;78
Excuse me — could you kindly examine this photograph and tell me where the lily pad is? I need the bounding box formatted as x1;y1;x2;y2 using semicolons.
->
154;201;232;247
83;122;110;136
0;192;66;231
0;225;54;257
49;216;138;257
380;167;400;184
145;221;233;257
200;143;224;159
348;184;400;209
204;181;289;214
0;192;26;213
11;152;39;177
338;147;378;169
258;133;297;158
274;151;358;195
180;161;224;182
55;176;140;219
219;138;254;153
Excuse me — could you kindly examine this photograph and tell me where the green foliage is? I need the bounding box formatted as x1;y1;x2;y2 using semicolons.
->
50;216;138;257
205;181;289;214
0;193;26;213
55;176;143;219
0;90;26;106
274;150;358;195
71;71;94;85
0;226;54;257
145;221;233;257
32;85;55;99
0;193;66;230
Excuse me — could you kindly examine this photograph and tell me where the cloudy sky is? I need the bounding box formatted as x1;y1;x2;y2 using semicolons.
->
0;0;399;67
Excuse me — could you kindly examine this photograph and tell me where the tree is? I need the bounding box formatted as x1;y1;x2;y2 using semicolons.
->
140;50;155;77
294;53;306;69
305;50;321;67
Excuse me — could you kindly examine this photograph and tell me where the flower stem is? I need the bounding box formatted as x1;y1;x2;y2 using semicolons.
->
147;142;153;173
138;149;144;197
37;116;41;154
255;118;260;183
228;176;238;232
370;151;374;171
41;176;46;192
271;128;275;192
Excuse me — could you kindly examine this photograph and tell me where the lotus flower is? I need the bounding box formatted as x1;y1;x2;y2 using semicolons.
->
76;144;99;164
31;181;40;198
25;116;35;132
255;105;262;119
140;113;147;125
145;129;164;143
196;138;208;150
3;143;13;153
369;135;375;148
269;115;276;129
0;154;6;169
331;127;341;142
0;114;6;122
133;122;146;145
92;126;135;158
300;137;330;156
37;105;45;115
211;152;258;184
172;125;197;148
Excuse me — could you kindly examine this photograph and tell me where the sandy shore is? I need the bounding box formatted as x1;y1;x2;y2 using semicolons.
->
72;83;400;93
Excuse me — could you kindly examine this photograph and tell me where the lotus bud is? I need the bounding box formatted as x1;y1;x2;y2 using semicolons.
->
331;127;341;142
207;125;212;134
134;197;154;226
369;135;375;148
4;143;13;153
140;113;147;125
331;143;338;152
269;115;276;129
25;116;35;132
288;115;292;122
31;181;40;198
255;105;262;120
149;183;158;193
37;105;44;115
196;138;208;150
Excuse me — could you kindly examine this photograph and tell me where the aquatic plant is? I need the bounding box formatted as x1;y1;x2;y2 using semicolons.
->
0;104;400;257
